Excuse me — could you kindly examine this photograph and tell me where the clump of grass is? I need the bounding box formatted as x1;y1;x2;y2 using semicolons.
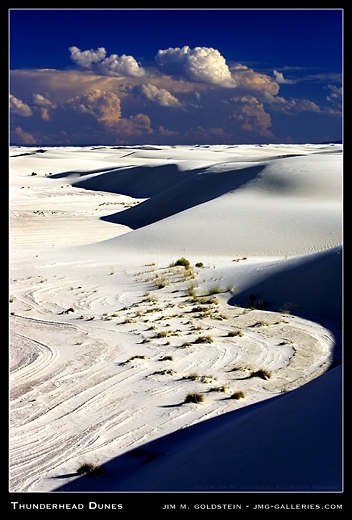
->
160;355;173;361
152;369;176;376
250;369;271;380
76;463;104;478
184;393;204;404
230;391;245;400
249;321;270;328
155;330;168;338
208;285;223;295
186;283;198;299
227;330;243;337
208;385;229;393
173;257;191;269
194;335;214;344
182;372;199;381
128;355;147;362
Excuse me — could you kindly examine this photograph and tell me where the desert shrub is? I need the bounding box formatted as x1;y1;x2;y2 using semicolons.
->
128;355;147;361
151;369;175;376
160;355;173;361
194;335;213;344
155;331;168;338
174;257;191;269
186;283;198;299
208;385;228;393
76;463;104;478
250;321;270;328
250;369;271;380
183;372;199;381
184;393;204;404
208;285;223;295
227;330;243;337
195;262;204;268
230;391;245;400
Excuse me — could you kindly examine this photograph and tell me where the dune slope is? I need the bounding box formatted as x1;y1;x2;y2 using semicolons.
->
95;152;342;257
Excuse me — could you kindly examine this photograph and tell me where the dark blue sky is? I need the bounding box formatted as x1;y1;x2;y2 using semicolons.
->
9;9;343;145
10;9;342;72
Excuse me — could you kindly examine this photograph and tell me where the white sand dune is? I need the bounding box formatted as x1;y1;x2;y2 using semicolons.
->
9;144;342;493
90;152;341;257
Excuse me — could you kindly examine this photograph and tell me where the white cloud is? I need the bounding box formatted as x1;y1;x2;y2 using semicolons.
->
69;46;106;69
69;46;145;78
155;46;236;87
273;70;296;84
9;94;33;117
231;65;279;94
132;83;184;107
32;93;54;107
261;92;321;114
66;89;121;127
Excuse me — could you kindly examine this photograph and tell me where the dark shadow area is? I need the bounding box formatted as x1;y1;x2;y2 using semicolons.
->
101;163;265;229
74;163;192;198
53;366;342;492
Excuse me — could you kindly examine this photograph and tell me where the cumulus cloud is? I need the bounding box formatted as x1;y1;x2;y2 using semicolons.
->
230;64;279;95
12;126;36;144
155;46;236;87
273;70;296;84
32;93;54;107
260;92;321;114
9;95;33;117
115;113;153;137
131;83;184;107
229;97;275;139
66;89;121;127
69;46;106;69
69;46;145;77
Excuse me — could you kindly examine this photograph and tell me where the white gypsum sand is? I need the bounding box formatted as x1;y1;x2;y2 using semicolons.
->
9;144;342;492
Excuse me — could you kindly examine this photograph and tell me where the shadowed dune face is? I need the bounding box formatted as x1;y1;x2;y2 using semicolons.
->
99;163;265;228
73;163;188;198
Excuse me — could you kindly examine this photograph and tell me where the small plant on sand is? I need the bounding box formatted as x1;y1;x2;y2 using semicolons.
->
174;257;191;269
208;285;223;295
195;262;204;268
128;355;147;362
230;391;245;400
160;355;174;361
155;330;168;338
249;369;271;380
227;330;243;337
194;335;214;344
184;393;204;404
76;462;104;478
186;283;198;299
